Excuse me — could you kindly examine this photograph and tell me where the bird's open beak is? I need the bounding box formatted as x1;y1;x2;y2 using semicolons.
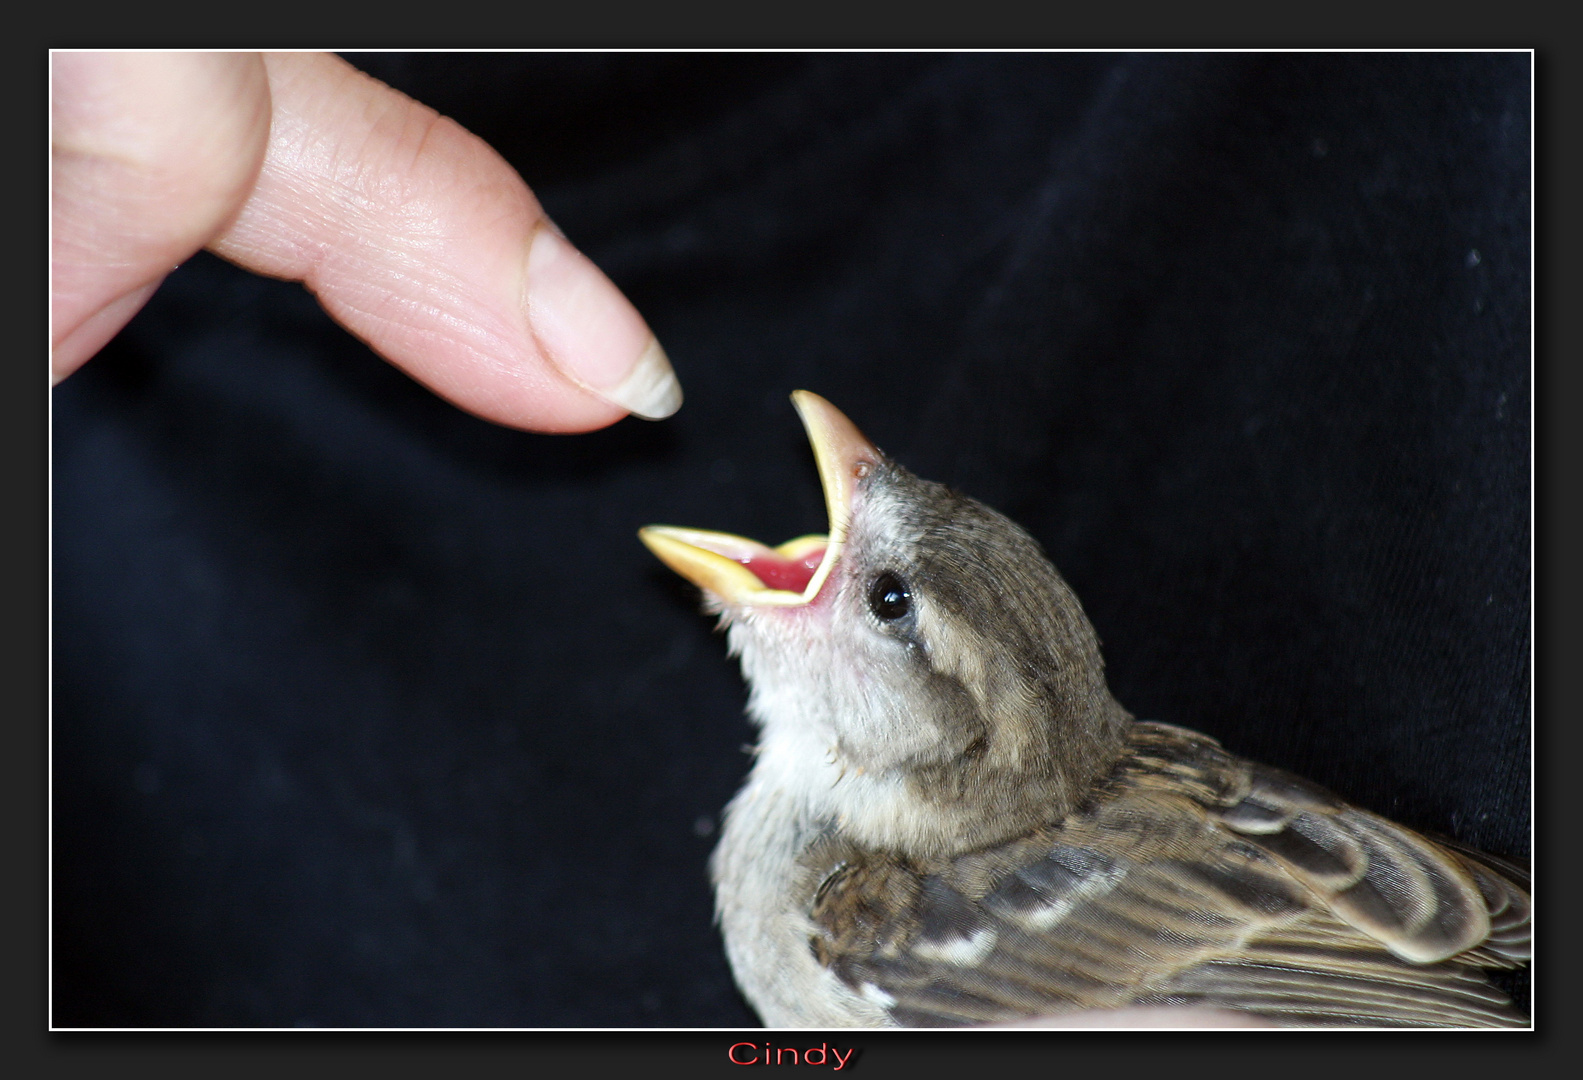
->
639;391;881;607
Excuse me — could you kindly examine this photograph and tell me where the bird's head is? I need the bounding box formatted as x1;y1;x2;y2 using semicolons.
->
641;392;1131;858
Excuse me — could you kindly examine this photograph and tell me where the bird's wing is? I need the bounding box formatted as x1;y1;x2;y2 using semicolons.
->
1411;832;1531;967
807;722;1529;1027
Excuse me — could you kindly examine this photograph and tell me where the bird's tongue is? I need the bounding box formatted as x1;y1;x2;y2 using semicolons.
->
734;544;827;594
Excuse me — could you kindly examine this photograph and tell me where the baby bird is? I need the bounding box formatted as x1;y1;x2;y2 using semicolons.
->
640;392;1530;1028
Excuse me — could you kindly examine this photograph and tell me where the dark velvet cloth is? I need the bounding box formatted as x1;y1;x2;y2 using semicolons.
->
52;52;1530;1027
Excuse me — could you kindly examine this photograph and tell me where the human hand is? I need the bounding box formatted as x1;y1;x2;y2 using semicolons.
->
50;51;682;433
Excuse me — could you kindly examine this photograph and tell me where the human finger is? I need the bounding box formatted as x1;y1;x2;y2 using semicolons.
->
208;52;681;433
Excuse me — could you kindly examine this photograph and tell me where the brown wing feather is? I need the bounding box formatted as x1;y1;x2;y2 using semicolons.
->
807;722;1530;1028
1417;833;1531;964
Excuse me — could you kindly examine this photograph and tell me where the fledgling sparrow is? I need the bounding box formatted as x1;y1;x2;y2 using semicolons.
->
640;392;1530;1028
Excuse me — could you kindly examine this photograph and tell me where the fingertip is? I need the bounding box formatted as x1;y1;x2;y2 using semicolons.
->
522;223;684;422
605;337;684;421
447;370;636;435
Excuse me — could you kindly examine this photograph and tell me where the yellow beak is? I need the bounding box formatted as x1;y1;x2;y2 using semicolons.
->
639;391;881;607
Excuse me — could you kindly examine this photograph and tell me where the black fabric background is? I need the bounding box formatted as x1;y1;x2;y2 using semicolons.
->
51;52;1530;1028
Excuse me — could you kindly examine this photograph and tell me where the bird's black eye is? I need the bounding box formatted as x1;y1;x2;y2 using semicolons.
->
868;572;911;621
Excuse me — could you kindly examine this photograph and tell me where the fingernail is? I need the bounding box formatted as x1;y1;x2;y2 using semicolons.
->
523;222;683;420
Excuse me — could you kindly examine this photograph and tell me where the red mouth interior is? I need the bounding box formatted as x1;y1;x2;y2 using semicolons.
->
735;546;827;594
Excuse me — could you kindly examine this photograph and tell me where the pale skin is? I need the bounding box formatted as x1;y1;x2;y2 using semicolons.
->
51;50;1267;1029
